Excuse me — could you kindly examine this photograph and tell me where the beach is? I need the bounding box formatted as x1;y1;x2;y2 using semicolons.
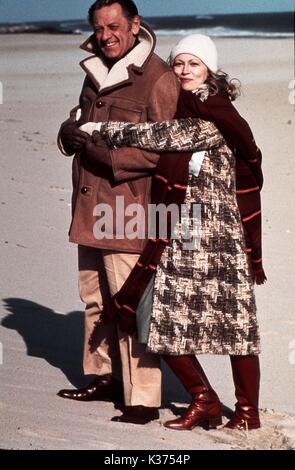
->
0;33;294;450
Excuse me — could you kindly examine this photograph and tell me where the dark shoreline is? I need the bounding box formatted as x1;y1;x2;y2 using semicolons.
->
0;11;293;36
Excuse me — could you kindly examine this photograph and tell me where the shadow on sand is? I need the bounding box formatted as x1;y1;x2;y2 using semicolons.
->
1;297;231;415
1;297;89;388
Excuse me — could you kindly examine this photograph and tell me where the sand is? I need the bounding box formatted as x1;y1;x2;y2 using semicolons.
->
0;34;294;450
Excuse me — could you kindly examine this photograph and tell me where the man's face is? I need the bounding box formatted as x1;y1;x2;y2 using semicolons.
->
93;3;140;61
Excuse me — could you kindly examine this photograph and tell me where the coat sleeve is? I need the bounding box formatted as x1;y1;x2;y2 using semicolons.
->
101;118;223;151
110;71;180;183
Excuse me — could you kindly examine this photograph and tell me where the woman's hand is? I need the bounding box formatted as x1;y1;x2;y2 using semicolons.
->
79;122;102;135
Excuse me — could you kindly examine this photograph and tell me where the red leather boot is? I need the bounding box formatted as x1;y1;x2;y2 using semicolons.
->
163;355;222;430
225;355;261;430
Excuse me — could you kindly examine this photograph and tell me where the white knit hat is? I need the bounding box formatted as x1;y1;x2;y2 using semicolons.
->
170;34;218;73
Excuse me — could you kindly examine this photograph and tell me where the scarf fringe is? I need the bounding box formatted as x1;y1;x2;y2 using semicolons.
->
253;267;267;285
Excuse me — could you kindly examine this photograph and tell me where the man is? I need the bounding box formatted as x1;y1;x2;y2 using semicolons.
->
57;0;180;424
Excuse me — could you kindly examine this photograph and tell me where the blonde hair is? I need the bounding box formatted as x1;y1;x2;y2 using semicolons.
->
168;55;241;101
205;69;241;101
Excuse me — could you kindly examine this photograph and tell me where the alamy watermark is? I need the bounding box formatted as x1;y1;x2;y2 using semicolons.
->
288;339;295;365
93;197;201;251
0;81;3;104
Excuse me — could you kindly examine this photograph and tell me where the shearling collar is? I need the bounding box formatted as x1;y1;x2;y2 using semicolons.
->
79;22;155;93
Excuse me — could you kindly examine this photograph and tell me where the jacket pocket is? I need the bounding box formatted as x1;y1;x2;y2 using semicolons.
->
108;105;142;123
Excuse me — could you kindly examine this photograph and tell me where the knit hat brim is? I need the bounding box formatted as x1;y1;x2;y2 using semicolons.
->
170;34;218;73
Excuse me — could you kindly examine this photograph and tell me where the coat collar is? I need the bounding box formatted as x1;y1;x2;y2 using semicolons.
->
79;22;156;93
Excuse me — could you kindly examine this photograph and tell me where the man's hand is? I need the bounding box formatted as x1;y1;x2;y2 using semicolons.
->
84;132;112;168
60;123;89;152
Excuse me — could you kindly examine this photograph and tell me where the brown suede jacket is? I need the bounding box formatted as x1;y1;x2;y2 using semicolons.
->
58;23;180;253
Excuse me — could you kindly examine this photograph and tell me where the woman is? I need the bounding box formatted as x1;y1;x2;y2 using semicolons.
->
81;34;266;431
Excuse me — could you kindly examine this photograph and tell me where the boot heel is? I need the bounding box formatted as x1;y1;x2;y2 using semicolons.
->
204;416;222;429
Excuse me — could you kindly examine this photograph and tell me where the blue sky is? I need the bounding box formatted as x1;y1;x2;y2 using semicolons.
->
0;0;293;22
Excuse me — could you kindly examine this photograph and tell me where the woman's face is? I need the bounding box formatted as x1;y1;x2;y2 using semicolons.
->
173;53;208;91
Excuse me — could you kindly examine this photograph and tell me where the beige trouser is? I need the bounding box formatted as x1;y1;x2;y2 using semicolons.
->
78;245;161;407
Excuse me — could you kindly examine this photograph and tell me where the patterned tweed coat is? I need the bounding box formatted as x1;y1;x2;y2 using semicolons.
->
101;88;261;356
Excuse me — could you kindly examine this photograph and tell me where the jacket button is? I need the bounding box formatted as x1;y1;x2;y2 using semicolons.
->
96;100;105;108
81;186;88;194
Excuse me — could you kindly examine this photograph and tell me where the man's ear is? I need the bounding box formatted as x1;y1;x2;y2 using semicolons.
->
131;15;141;36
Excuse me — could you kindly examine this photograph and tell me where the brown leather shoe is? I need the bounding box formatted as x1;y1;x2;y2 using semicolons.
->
111;406;159;425
57;375;123;403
